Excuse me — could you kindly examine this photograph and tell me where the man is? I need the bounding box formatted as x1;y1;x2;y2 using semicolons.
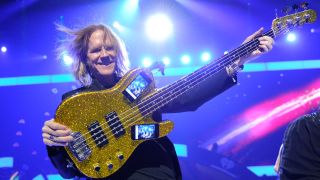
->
42;24;273;179
274;110;320;180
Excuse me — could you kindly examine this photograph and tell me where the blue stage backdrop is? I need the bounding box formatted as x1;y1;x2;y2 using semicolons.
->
1;0;319;179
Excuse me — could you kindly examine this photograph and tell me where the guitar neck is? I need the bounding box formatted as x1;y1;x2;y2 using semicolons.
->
138;29;275;115
141;9;317;114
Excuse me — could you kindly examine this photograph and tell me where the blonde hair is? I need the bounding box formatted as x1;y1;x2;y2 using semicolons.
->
56;24;130;86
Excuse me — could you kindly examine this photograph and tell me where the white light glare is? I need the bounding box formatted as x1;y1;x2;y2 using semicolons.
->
162;57;170;66
145;13;173;42
311;28;315;33
123;0;139;17
1;46;7;53
286;33;296;42
63;54;73;66
113;21;125;33
181;55;191;64
201;52;211;62
142;57;152;67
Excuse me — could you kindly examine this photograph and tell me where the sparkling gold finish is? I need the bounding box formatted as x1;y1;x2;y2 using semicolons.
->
55;68;174;178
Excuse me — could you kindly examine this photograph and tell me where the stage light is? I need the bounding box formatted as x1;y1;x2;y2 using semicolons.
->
62;54;73;66
286;33;296;42
181;54;191;65
145;13;173;42
1;46;7;53
311;28;315;33
112;21;125;33
224;51;229;55
142;57;152;67
201;52;211;62
122;0;139;19
162;57;170;66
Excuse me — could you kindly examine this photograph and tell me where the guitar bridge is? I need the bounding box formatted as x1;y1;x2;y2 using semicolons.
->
68;132;91;162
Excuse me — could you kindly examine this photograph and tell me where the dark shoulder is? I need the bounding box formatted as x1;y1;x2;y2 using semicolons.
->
306;111;320;121
295;111;320;123
62;86;88;101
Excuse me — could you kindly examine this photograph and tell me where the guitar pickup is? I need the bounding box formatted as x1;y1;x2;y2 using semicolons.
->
105;111;125;138
88;121;108;148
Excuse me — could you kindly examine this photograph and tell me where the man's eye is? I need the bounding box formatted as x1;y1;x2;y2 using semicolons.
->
91;48;101;53
105;46;115;51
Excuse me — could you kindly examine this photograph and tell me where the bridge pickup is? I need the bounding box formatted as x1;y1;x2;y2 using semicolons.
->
105;111;125;138
88;121;108;148
68;132;91;162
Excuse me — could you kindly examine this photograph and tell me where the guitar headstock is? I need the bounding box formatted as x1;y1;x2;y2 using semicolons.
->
272;9;317;37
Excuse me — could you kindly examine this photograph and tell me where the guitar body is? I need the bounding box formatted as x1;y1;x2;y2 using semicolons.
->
55;68;174;178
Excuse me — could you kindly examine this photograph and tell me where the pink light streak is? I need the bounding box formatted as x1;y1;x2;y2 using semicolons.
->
203;79;320;153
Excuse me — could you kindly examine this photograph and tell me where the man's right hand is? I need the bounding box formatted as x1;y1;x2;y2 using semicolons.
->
42;118;74;146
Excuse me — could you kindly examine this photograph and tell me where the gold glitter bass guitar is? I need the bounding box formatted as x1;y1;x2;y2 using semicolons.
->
55;9;316;178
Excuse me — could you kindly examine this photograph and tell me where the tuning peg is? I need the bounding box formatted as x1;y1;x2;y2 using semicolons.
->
282;6;291;15
300;2;309;10
292;4;299;12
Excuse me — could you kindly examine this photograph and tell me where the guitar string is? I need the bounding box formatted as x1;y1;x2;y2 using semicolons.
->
73;25;285;151
72;28;275;152
103;12;314;142
71;14;310;153
75;25;301;155
73;21;296;152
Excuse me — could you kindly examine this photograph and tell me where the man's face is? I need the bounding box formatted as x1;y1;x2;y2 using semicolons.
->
86;29;117;78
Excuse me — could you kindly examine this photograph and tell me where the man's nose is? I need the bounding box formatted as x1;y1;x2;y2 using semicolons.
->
100;48;109;56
